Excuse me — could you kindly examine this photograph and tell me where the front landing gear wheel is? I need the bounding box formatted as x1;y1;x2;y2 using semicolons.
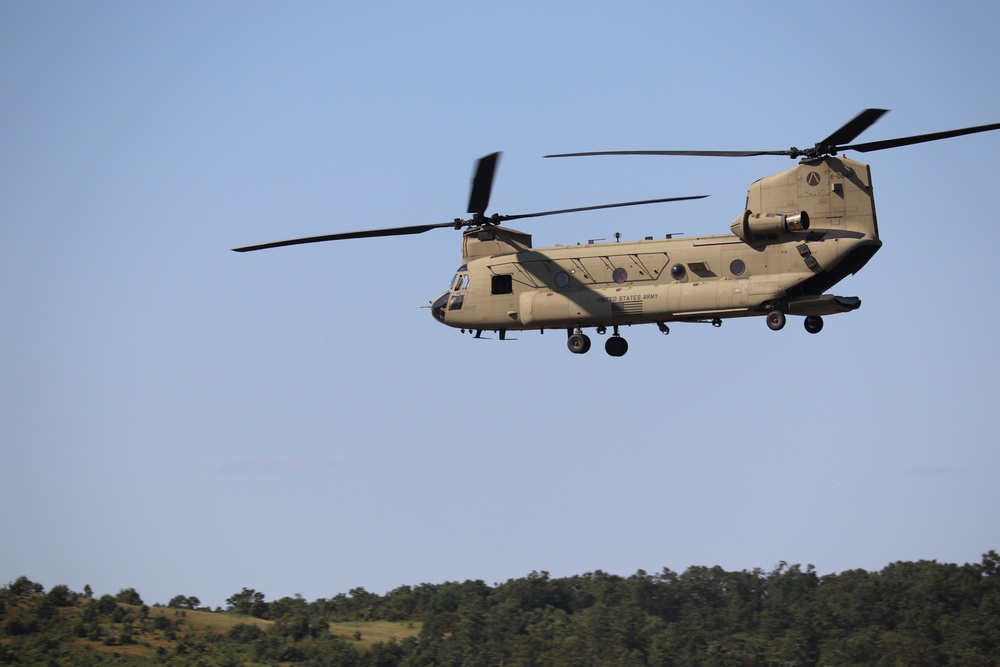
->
766;311;786;331
567;333;592;354
605;336;628;357
804;315;824;334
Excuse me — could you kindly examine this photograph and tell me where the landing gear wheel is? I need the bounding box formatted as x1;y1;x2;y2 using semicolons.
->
605;336;628;357
804;315;824;334
766;311;786;331
567;333;591;354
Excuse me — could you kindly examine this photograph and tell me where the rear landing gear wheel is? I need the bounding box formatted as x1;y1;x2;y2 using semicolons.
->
605;335;628;357
804;315;824;334
766;311;786;331
567;333;591;354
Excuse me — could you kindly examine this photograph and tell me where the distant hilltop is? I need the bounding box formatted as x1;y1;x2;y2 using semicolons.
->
3;552;999;665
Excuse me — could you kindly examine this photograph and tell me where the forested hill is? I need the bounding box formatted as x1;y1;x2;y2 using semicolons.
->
2;552;999;666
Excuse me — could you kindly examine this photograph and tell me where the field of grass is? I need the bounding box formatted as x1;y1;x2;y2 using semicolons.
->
325;619;420;649
147;605;273;633
146;605;420;649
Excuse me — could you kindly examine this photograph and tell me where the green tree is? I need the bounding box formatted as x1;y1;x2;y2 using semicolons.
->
115;587;143;605
5;576;43;596
227;587;268;618
269;593;309;620
226;621;265;643
167;594;201;609
45;584;75;607
96;593;118;614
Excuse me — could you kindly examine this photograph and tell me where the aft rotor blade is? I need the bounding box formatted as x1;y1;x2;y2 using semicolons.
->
467;152;501;217
546;149;789;158
231;221;458;252
819;108;889;149
499;195;708;222
545;109;891;160
841;121;1000;153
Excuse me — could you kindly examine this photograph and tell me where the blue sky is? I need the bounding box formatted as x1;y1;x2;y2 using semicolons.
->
3;1;998;608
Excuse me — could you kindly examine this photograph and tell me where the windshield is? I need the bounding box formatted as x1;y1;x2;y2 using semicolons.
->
451;271;470;292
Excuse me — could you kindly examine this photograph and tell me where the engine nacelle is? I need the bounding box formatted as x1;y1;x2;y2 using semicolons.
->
731;210;809;243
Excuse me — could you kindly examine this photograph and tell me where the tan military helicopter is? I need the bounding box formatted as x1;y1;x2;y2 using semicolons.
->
234;110;1000;356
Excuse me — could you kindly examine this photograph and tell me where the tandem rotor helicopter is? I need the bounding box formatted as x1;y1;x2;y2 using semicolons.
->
234;110;1000;356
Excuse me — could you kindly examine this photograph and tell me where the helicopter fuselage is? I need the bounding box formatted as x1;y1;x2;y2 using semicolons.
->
235;110;1000;356
431;156;881;341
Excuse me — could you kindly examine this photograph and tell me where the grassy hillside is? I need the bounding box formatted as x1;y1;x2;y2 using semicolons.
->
0;588;419;665
4;556;1000;666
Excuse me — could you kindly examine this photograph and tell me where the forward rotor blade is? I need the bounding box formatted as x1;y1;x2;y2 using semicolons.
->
233;194;709;252
467;152;501;217
819;108;889;149
499;195;708;222
841;121;1000;153
231;221;458;252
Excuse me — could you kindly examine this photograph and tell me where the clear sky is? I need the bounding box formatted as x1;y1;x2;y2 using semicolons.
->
3;1;998;608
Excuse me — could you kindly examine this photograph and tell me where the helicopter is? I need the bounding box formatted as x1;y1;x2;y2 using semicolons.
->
234;110;1000;356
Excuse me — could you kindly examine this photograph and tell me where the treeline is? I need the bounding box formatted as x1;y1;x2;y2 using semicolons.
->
2;552;999;666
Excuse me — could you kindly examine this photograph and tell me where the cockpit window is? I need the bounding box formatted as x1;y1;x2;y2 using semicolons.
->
449;265;469;291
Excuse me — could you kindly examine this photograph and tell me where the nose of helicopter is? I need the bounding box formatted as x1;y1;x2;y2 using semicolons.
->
430;293;449;324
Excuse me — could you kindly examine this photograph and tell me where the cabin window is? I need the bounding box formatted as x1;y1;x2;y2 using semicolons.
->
554;271;570;288
612;268;628;284
671;264;686;280
730;259;746;276
492;274;513;295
